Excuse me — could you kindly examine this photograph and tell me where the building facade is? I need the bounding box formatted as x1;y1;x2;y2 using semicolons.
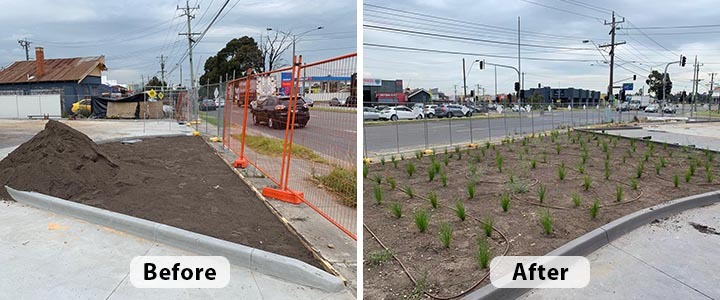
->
522;87;601;106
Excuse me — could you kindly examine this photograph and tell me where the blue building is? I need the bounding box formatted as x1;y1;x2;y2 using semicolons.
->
522;86;601;106
0;47;108;115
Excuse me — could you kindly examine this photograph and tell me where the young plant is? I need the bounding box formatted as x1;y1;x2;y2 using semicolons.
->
630;178;638;190
538;184;547;202
659;156;666;168
454;145;461;154
476;238;492;269
509;174;516;184
373;174;382;185
685;170;692;183
500;193;510;212
590;199;599;219
583;176;592;191
539;209;553;235
483;216;494;237
542;151;547;163
655;161;662;175
578;164;586;175
414;209;429;233
390;202;403;218
363;164;368;178
706;170;714;183
440;172;448;187
531;158;537;169
558;163;567;180
443;155;450;167
373;185;383;205
601;141;609;153
439;223;453;248
402;186;415;199
480;147;487;157
674;174;680;188
428;191;438;209
428;167;437;182
467;181;476;199
380;156;386;166
555;143;562;155
616;185;623;202
581;151;589;164
496;154;504;173
387;177;396;190
636;161;644;179
367;249;393;266
455;201;466;221
689;163;696;176
604;160;611;180
406;161;416;177
415;150;423;160
572;193;581;208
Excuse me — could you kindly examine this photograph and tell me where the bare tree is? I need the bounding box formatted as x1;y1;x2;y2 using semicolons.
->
263;30;293;71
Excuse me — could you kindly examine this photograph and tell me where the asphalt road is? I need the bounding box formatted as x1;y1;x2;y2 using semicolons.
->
214;103;356;164
364;109;661;156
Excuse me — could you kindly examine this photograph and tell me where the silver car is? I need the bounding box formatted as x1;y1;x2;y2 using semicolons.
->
364;107;380;121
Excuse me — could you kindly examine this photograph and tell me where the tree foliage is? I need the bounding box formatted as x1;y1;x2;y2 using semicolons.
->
145;76;166;90
199;36;263;85
646;70;672;100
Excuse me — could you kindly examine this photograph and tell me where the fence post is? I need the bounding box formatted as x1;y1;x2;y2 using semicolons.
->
232;69;253;169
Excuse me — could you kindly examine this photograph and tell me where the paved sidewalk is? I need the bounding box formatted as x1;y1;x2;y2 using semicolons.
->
521;203;720;300
0;200;353;300
602;122;720;151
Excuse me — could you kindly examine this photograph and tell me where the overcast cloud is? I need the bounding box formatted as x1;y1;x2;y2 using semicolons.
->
0;0;356;86
364;0;720;97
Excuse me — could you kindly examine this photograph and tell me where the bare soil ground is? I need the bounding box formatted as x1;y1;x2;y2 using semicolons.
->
364;129;719;299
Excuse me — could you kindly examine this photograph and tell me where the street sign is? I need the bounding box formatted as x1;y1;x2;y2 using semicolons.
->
622;83;633;91
158;92;164;100
147;89;157;98
214;88;219;99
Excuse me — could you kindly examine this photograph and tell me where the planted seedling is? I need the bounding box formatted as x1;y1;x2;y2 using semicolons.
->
428;167;436;182
363;164;368;178
476;238;491;269
414;209;429;233
402;186;415;198
578;164;586;175
501;193;510;212
415;150;423;160
509;174;516;184
469;164;478;177
605;161;611;180
367;249;393;266
572;193;581;208
558;163;567;180
454;145;461;154
583;176;591;191
542;151;547;163
538;184;547;202
443;155;450;166
441;172;448;187
616;185;623;202
590;199;599;219
390;202;403;218
374;185;383;205
630;178;638;190
531;158;537;169
540;209;553;235
685;170;692;183
483;216;494;237
636;161;644;179
655;161;662;175
380;157;386;166
387;177;396;190
406;161;416;177
496;154;504;173
428;191;438;209
556;143;562;155
481;147;487;157
455;201;466;221
689;163;696;176
706;170;714;183
643;152;650;162
674;174;680;188
373;174;382;185
439;223;453;248
467;181;476;199
660;156;666;168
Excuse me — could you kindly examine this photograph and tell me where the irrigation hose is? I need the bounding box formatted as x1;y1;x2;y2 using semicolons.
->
365;183;511;300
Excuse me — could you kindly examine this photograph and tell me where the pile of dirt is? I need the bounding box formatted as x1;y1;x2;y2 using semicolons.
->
0;120;120;200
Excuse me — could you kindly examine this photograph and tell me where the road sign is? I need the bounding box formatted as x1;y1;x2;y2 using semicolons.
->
147;89;157;98
622;83;633;91
214;88;219;99
158;92;164;100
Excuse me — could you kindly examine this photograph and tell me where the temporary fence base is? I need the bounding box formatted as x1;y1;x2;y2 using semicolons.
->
262;187;304;205
233;157;249;168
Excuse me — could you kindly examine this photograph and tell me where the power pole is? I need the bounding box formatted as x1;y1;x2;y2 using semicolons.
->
17;38;31;61
158;54;167;93
454;84;457;101
709;72;716;107
178;1;200;94
462;58;467;104
600;11;625;109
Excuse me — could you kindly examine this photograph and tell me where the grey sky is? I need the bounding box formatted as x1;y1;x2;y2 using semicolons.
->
0;0;356;86
364;0;720;98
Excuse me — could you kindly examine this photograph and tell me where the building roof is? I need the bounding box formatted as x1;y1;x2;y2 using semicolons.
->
407;88;430;98
0;56;107;84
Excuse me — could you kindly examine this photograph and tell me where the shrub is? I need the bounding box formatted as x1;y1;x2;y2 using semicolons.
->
387;177;396;190
441;173;448;187
363;164;368;178
414;210;429;233
406;161;416;177
540;209;553;235
443;155;450;167
583;176;591;191
685;170;692;183
455;201;466;221
590;199;599;219
538;184;547;202
630;178;638;190
402;186;415;198
496;154;504;173
373;185;383;205
531;158;537;169
390;202;403;218
439;223;453;248
476;238;491;269
373;174;382;185
674;174;680;187
467;181;476;199
428;191;438;208
483;216;494;237
380;156;386;166
501;193;510;212
572;193;581;207
616;185;623;202
558;163;567;180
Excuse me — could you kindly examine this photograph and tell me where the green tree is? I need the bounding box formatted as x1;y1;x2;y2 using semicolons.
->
529;91;543;108
646;70;672;100
199;36;263;86
145;76;166;90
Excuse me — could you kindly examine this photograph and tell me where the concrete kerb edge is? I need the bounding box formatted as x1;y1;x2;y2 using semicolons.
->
462;189;720;300
94;133;192;144
4;186;345;293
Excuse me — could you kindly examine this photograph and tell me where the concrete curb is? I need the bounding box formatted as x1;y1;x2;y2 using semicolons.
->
94;133;192;144
5;186;345;293
462;189;720;300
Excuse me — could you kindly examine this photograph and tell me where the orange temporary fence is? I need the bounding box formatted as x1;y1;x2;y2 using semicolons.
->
222;53;357;240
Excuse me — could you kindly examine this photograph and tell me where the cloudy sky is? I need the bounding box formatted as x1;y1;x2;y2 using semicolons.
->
0;0;356;86
364;0;720;97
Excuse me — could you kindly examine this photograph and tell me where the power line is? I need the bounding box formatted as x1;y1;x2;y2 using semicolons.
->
364;43;597;62
518;0;604;23
624;23;720;30
556;0;611;14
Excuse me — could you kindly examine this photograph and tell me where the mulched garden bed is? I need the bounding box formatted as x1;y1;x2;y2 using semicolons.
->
364;129;719;299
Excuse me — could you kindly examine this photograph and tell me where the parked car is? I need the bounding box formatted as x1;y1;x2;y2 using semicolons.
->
424;104;438;118
436;104;471;118
363;107;380;121
199;99;217;111
329;97;345;106
662;104;677;114
378;105;424;121
303;96;314;107
214;97;225;108
616;102;630;112
644;103;659;113
468;103;487;113
345;96;357;107
71;98;92;115
251;95;310;129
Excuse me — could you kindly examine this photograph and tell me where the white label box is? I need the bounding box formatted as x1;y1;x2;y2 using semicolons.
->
490;256;590;289
130;256;230;288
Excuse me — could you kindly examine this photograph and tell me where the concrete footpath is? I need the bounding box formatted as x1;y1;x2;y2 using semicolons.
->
0;200;352;300
520;203;720;300
602;122;720;152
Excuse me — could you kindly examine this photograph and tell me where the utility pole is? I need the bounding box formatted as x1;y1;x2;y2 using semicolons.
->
158;54;167;93
494;65;498;103
462;58;467;103
518;17;522;106
600;11;625;110
709;72;716;108
17;38;31;61
178;1;200;93
454;84;457;101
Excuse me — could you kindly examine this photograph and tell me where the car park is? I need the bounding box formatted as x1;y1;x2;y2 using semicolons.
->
251;95;310;129
363;107;380;121
378;105;424;121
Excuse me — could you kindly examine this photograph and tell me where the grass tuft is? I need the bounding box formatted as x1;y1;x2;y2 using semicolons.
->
467;181;476;199
428;191;439;209
501;193;510;212
390;202;403;218
414;210;429;233
616;185;623;202
538;184;547;202
483;216;494;237
441;172;448;187
674;174;680;188
630;178;638;190
590;199;599;219
539;209;553;235
476;238;492;269
387;177;396;190
572;193;581;207
531;158;537;169
373;185;383;205
402;186;415;199
367;249;393;266
438;223;453;248
583;176;592;191
406;161;416;177
455;201;467;221
558;163;567;180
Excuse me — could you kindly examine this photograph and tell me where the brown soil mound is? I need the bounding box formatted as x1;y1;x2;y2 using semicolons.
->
0;120;120;200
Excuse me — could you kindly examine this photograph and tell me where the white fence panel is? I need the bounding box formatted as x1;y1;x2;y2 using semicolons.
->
0;94;61;118
0;96;17;118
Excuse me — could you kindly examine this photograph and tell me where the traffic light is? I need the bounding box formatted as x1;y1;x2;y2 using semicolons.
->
633;74;637;80
514;82;520;92
479;60;485;70
619;89;626;101
681;55;687;67
538;83;541;88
